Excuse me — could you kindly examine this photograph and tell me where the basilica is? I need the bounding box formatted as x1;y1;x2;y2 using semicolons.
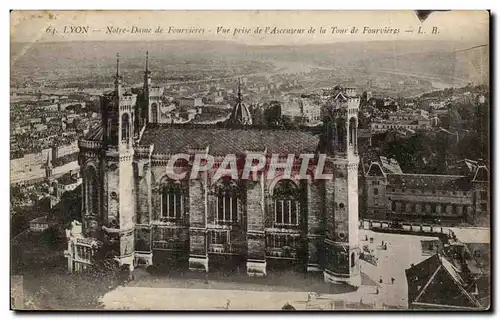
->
64;53;363;287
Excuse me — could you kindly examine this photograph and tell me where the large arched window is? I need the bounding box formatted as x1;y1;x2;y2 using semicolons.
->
86;166;98;215
336;118;346;152
272;179;300;227
151;103;158;123
161;181;183;221
215;179;239;224
108;119;118;145
349;117;357;148
121;113;130;142
431;203;437;213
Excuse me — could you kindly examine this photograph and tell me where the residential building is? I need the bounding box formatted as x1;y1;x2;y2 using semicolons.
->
363;157;490;224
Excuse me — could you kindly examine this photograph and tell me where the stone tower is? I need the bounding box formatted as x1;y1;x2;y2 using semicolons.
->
99;53;137;267
45;153;53;180
323;86;361;287
143;51;163;123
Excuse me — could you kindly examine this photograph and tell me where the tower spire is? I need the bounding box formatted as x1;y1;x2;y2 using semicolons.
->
114;53;122;96
237;78;242;103
144;51;151;87
116;53;120;78
45;153;52;180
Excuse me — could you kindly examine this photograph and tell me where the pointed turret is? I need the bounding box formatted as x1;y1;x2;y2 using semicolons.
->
144;51;151;90
229;78;252;125
114;53;122;97
45;153;53;179
237;77;242;102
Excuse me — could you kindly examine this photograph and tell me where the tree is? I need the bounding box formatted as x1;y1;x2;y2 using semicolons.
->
381;132;439;173
248;104;264;125
263;101;283;128
11;210;28;237
51;185;82;227
40;225;65;249
358;112;370;129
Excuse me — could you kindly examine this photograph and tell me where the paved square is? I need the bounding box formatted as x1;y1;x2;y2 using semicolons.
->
100;229;467;310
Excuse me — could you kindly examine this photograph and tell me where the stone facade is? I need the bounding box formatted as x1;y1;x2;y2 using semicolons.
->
363;159;490;225
67;55;362;287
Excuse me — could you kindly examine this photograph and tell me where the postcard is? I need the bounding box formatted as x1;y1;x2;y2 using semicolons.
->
10;10;490;311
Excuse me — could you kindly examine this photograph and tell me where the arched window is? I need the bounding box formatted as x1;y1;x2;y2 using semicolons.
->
336;118;346;152
431;203;437;213
391;201;396;211
324;116;334;143
445;205;453;214
161;182;183;221
151;103;158;123
215;179;239;224
121;113;130;142
405;203;411;213
349;117;357;148
373;188;379;196
351;252;355;267
108;119;118;145
425;204;432;213
86;166;98;215
273;179;300;227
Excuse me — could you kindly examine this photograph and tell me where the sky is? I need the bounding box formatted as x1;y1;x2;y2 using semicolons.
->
10;10;489;46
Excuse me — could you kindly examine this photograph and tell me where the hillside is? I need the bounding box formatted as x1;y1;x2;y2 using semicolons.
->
11;40;487;87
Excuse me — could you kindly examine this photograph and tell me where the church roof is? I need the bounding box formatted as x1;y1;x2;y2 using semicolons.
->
85;123;104;141
366;162;385;177
138;123;319;155
406;254;484;309
473;166;489;182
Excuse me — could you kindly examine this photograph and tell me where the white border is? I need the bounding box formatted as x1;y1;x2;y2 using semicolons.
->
2;1;498;319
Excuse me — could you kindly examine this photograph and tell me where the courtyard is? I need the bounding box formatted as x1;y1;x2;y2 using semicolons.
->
13;226;489;310
100;228;481;310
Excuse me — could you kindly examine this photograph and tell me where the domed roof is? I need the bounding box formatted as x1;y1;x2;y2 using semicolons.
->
228;78;252;125
230;100;253;125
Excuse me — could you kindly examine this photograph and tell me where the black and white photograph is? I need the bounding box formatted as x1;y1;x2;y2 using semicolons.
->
9;10;491;311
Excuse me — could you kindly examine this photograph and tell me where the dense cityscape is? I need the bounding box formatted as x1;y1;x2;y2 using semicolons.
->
11;39;490;310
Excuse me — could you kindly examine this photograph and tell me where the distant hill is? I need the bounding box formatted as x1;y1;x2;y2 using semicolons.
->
11;40;487;86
